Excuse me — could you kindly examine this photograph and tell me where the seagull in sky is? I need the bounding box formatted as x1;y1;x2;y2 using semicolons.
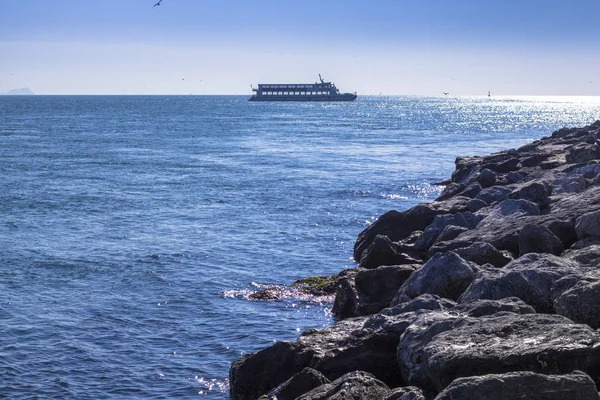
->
443;92;450;96
153;0;163;7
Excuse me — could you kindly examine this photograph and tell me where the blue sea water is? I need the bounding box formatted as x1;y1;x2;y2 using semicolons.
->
1;95;599;399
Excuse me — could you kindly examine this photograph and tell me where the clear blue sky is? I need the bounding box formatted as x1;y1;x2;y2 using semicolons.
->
2;0;600;95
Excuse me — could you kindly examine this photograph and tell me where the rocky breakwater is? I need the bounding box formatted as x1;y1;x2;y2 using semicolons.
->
230;121;600;400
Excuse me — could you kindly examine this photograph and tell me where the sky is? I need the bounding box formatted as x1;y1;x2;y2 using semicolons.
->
1;0;600;95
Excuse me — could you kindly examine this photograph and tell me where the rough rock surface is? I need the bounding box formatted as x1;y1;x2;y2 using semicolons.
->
518;223;564;256
231;121;600;400
229;317;402;399
296;371;391;400
385;386;426;400
359;234;421;269
266;368;330;400
391;252;480;304
554;275;600;328
354;264;420;315
399;313;600;393
434;370;600;400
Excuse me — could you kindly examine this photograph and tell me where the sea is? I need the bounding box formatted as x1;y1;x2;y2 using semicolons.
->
1;95;599;399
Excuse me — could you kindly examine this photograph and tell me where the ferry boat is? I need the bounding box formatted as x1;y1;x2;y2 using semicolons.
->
249;75;357;102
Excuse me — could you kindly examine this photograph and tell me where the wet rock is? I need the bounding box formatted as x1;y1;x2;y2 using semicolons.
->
402;313;600;393
355;264;419;316
518;223;564;256
291;274;340;296
359;235;421;269
296;371;391;400
266;368;330;400
392;252;480;304
354;196;472;261
248;285;287;300
434;370;600;400
458;253;584;313
575;209;600;239
453;241;513;268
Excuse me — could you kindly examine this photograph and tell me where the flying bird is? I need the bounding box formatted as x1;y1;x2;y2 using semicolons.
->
153;0;163;7
443;92;450;96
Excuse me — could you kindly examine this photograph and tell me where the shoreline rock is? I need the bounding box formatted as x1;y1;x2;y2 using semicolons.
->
230;121;600;399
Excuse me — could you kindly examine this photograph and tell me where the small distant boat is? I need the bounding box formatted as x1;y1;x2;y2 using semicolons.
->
249;74;357;102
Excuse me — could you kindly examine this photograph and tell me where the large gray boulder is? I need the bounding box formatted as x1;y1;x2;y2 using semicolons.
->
575;209;600;238
508;181;552;208
453;241;513;267
296;371;391;400
395;299;537;394
459;253;584;313
434;370;600;400
399;312;600;393
477;168;497;188
355;264;419;315
554;275;600;328
518;223;564;256
391;252;480;304
475;186;512;205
